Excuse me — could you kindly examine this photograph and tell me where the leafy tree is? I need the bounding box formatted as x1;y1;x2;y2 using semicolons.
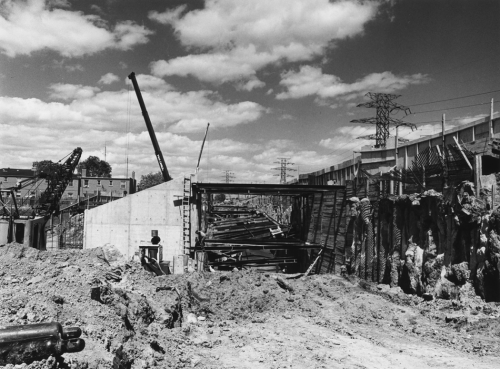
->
33;160;59;178
33;160;54;173
79;156;112;177
138;172;165;191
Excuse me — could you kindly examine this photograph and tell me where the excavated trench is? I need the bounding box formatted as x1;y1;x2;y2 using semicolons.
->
347;181;500;302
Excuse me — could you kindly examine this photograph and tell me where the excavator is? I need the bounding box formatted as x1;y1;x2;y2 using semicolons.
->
0;147;82;249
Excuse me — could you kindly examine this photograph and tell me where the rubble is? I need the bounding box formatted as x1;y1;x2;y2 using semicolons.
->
0;243;499;368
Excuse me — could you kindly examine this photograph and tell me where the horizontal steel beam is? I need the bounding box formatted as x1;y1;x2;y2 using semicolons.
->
192;182;344;195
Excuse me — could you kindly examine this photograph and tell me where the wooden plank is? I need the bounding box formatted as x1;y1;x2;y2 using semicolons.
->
453;136;473;169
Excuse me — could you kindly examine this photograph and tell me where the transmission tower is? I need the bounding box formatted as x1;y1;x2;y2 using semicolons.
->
222;170;235;183
272;158;296;184
350;92;416;148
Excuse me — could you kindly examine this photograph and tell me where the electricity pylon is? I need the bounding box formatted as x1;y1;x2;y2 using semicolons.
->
222;170;235;183
272;158;296;184
350;92;416;148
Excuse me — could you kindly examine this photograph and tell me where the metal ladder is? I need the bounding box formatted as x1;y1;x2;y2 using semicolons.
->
182;176;191;254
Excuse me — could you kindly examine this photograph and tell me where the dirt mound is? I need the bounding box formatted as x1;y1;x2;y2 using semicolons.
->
1;243;500;369
0;244;310;368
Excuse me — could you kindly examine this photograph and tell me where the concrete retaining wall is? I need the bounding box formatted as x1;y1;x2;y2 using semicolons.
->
83;176;189;263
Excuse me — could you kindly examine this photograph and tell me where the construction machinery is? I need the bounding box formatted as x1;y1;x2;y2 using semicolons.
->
128;72;172;182
0;147;82;249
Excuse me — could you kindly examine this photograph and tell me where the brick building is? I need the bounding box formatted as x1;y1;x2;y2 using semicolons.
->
0;167;136;207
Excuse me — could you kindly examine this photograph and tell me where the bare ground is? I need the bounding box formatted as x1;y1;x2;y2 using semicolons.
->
0;243;499;369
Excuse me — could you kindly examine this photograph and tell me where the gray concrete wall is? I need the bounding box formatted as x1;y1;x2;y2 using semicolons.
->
83;176;190;263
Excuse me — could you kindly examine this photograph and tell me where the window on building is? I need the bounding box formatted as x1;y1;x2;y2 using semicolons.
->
4;177;8;181
120;181;126;189
97;180;101;186
29;190;35;197
109;180;113;186
67;192;74;199
84;179;89;187
16;192;21;198
69;180;74;186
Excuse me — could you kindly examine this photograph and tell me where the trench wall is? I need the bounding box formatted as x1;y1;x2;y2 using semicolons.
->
308;177;500;302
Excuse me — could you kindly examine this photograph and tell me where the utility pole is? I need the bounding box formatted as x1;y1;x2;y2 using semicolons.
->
442;114;448;189
351;92;416;148
490;98;494;137
272;158;296;184
222;170;235;183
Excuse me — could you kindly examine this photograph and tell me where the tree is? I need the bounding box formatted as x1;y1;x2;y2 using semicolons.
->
138;172;165;191
79;156;112;177
33;160;54;172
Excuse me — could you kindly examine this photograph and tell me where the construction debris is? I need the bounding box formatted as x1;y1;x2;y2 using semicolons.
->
1;243;499;368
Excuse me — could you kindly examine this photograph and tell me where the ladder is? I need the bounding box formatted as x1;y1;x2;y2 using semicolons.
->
182;176;191;254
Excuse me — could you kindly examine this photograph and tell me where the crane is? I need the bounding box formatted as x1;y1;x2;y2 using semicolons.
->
0;147;82;248
128;72;172;182
196;123;210;174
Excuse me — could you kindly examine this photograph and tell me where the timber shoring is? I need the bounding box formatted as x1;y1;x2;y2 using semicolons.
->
191;183;346;271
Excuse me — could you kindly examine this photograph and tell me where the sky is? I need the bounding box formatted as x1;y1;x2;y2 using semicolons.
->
0;0;499;184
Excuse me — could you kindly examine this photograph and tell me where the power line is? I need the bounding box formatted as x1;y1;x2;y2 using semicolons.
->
409;101;490;115
408;89;500;107
408;120;442;125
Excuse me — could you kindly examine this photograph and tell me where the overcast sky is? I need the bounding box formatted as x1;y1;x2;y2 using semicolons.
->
1;0;499;183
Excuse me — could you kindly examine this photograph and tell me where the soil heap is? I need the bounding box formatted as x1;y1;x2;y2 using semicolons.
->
1;243;500;369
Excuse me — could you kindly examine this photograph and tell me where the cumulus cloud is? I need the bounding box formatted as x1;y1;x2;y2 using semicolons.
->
150;46;274;85
49;83;100;100
150;0;379;85
0;122;263;179
128;74;173;91
277;66;429;101
0;72;271;179
235;78;266;92
318;125;373;160
168;100;265;133
0;0;153;57
99;73;120;85
52;59;85;72
0;76;266;133
0;97;90;124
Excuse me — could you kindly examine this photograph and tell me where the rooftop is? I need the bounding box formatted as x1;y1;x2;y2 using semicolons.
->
0;168;35;177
